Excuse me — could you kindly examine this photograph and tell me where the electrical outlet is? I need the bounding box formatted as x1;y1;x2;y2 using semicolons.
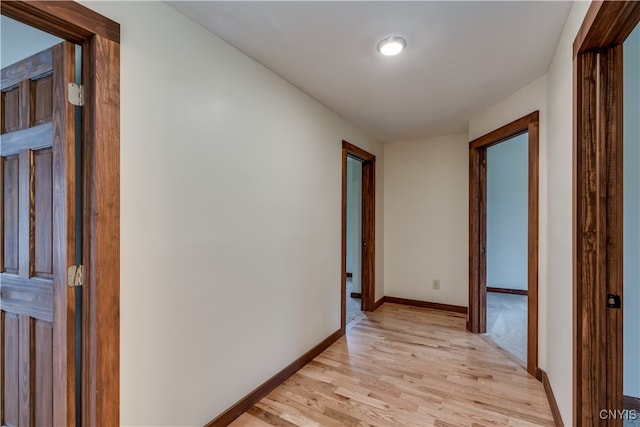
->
432;279;440;290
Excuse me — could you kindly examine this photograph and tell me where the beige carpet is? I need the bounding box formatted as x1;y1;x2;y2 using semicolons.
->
485;292;527;362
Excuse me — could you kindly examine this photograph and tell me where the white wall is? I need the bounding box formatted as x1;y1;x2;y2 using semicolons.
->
545;4;590;423
469;2;590;424
487;134;528;290
81;2;383;426
384;134;469;306
623;24;640;399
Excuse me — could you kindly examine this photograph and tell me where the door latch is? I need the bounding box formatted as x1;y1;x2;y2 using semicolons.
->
606;294;621;309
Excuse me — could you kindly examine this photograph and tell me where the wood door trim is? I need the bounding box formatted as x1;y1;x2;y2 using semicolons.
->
341;146;348;328
361;159;375;312
1;1;120;44
573;1;640;57
573;2;640;424
372;296;385;311
82;34;120;427
469;112;538;150
341;141;376;329
2;3;121;427
343;140;375;162
468;111;539;377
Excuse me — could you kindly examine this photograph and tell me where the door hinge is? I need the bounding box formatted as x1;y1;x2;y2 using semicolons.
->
68;83;85;106
67;265;84;287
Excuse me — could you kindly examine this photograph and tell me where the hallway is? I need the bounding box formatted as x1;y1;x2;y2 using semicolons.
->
231;304;553;427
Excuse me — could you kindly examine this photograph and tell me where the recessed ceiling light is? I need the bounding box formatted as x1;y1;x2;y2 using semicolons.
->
377;36;406;56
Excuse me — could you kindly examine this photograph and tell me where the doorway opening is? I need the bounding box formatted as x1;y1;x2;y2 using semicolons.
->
485;134;529;364
345;156;363;325
468;111;539;377
341;140;375;330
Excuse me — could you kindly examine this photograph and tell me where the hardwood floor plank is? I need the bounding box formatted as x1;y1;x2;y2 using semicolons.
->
246;406;297;427
233;413;274;427
230;304;554;427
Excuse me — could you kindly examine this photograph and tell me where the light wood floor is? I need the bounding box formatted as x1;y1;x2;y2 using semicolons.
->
231;303;554;427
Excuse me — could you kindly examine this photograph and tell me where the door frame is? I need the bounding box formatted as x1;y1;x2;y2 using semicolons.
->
468;111;539;377
341;140;375;329
573;2;640;424
1;2;120;426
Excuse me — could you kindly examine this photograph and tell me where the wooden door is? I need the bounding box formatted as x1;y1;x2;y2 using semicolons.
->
1;42;77;427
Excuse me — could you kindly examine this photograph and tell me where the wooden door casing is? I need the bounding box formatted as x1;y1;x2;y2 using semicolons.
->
468;111;540;377
341;140;376;329
1;42;76;427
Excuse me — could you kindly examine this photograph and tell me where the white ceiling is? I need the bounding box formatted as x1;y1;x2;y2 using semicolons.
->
167;1;572;142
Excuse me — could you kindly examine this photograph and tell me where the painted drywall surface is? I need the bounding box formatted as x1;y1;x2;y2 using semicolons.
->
0;16;61;67
624;24;640;399
487;134;528;290
81;2;383;426
468;75;547;141
544;3;590;423
347;158;363;293
383;134;469;307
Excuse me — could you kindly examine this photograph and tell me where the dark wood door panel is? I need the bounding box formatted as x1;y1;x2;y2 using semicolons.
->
0;275;53;322
1;124;53;156
0;49;53;90
2;312;20;427
2;155;19;274
18;148;33;279
2;88;20;134
32;75;53;126
17;314;33;427
34;148;53;278
34;319;53;427
1;44;63;427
